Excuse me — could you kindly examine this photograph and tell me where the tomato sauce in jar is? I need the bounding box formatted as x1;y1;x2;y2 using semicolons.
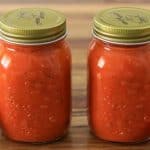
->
88;7;150;143
0;8;71;143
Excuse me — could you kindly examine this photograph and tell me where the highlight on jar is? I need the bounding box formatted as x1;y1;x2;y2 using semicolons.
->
88;7;150;143
0;8;71;143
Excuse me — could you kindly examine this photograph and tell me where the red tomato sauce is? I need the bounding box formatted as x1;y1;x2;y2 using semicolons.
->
88;38;150;142
0;39;71;142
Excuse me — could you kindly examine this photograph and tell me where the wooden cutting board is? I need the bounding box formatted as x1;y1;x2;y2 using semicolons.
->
0;1;149;149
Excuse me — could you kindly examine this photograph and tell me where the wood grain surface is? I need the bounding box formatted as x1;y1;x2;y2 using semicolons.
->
0;1;149;149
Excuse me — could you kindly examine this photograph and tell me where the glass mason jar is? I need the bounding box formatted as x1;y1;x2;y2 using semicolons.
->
0;8;71;143
88;7;150;143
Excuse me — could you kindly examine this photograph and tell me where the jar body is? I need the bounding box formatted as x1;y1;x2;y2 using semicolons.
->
0;39;71;143
88;38;150;143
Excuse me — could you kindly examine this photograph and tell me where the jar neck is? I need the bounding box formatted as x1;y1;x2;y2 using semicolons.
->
93;33;150;47
0;33;67;47
0;36;66;53
92;37;150;51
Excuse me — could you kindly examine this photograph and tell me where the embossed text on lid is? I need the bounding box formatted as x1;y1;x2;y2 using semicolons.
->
0;8;66;44
93;7;150;44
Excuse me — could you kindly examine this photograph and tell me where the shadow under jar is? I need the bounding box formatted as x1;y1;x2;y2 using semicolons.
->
0;8;71;143
88;7;150;143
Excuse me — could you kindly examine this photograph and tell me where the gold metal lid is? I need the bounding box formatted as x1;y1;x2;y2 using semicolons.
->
93;7;150;44
0;8;66;44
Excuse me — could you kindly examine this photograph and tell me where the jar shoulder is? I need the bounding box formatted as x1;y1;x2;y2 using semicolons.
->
88;39;105;66
0;39;71;71
88;38;150;70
